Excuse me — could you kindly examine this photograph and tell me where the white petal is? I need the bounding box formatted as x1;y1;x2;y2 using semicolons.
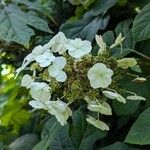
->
53;56;67;69
45;32;67;54
29;100;45;109
55;70;67;82
48;65;60;77
32;45;44;55
30;88;51;101
21;74;34;88
35;52;55;67
68;49;85;59
86;116;109;131
29;82;51;101
127;95;146;101
116;94;126;103
102;91;119;99
31;82;50;91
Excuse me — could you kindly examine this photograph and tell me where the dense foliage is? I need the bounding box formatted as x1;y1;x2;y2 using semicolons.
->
0;0;150;149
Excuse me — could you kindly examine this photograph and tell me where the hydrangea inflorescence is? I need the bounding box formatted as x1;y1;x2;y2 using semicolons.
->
16;32;146;130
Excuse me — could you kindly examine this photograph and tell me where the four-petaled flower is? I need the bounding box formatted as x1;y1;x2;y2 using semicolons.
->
30;82;51;101
29;99;72;126
35;51;55;67
87;63;113;89
117;58;137;69
44;32;68;54
65;38;92;59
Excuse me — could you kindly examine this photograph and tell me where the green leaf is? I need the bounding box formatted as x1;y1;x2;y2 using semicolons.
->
60;0;117;41
85;0;117;17
34;109;107;150
0;4;34;45
8;134;39;150
14;0;42;11
50;125;74;150
113;100;140;116
60;14;110;41
132;2;150;42
101;142;138;150
26;12;52;33
71;109;107;150
0;4;52;46
125;107;150;145
33;117;61;150
68;0;96;8
115;19;135;49
102;31;115;46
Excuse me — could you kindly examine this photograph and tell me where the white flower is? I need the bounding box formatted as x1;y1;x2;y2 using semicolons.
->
87;100;112;115
127;95;146;101
29;99;72;126
21;74;34;89
22;45;45;68
48;56;67;82
86;115;109;131
35;51;55;67
30;82;51;101
102;90;126;103
110;33;125;49
87;63;113;89
117;58;137;69
47;100;72;126
15;45;55;77
44;32;68;54
95;35;106;54
65;38;92;58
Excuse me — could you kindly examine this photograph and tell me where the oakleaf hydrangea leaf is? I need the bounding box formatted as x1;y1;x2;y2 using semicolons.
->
0;4;52;45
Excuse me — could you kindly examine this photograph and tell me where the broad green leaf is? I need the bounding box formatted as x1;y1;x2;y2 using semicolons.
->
125;107;150;145
60;0;117;42
113;100;140;116
71;109;107;150
33;117;61;150
0;4;34;45
26;12;52;33
101;142;138;150
85;0;117;17
60;14;110;41
102;31;115;46
132;2;150;41
33;118;73;150
14;0;42;12
0;4;52;45
50;125;74;150
8;134;39;150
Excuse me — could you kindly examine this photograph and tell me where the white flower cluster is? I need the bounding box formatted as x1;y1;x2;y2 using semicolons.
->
17;32;146;130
